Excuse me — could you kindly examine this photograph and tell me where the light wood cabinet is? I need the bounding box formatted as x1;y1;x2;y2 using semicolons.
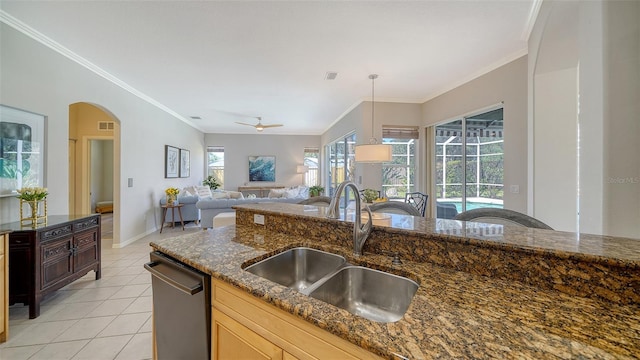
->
211;279;381;360
0;232;9;343
213;309;282;360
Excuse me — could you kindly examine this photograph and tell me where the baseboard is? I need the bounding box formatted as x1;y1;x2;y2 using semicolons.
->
111;227;157;248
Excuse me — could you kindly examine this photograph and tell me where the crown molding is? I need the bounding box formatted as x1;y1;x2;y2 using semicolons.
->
0;10;202;132
522;0;544;41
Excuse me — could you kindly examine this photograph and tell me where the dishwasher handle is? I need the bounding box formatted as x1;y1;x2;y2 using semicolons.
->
145;261;203;295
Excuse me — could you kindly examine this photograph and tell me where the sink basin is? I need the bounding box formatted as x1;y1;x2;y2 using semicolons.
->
308;266;418;323
244;247;346;292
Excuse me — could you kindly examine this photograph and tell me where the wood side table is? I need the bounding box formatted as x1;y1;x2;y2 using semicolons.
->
160;204;185;233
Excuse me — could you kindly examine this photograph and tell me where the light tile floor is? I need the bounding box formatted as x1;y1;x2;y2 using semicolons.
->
0;220;203;360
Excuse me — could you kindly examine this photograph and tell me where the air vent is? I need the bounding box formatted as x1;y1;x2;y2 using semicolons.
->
98;121;115;131
325;72;338;80
190;116;202;120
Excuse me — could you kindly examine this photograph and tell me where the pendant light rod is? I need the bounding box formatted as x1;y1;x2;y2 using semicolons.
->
369;74;378;143
354;74;391;163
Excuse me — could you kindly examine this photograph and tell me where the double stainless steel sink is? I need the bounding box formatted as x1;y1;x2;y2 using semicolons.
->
244;247;418;323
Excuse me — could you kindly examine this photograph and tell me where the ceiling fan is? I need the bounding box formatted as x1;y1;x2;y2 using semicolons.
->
235;117;283;132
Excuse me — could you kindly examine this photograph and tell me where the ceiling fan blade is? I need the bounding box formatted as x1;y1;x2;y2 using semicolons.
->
235;122;256;127
261;124;283;128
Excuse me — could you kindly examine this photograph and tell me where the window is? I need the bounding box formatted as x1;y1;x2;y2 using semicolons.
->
382;126;419;201
326;133;356;197
303;147;319;186
434;107;504;218
207;146;224;188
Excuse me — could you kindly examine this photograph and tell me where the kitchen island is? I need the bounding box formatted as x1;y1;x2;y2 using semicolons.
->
150;203;640;359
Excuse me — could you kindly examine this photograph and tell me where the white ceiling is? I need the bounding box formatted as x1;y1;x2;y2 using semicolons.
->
1;1;535;135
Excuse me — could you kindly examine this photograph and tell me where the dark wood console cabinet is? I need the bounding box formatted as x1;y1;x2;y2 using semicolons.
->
2;215;101;319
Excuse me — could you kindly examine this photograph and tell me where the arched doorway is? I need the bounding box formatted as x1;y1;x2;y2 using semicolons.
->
69;103;121;246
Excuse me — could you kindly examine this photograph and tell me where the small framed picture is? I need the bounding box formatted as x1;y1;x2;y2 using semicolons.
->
179;149;190;178
165;145;179;178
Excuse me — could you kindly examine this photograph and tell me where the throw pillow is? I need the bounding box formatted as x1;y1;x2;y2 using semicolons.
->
283;187;300;199
195;186;213;199
183;186;197;196
268;189;286;198
212;191;230;199
227;191;244;199
296;185;309;199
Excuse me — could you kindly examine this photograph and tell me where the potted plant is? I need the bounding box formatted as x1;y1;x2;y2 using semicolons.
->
308;185;324;197
165;187;180;205
362;189;379;203
203;175;221;190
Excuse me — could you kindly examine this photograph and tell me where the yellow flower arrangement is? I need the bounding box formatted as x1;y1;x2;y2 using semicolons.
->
16;187;49;201
165;187;180;196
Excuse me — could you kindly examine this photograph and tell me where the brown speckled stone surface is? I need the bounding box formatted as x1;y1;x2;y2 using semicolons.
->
151;203;640;359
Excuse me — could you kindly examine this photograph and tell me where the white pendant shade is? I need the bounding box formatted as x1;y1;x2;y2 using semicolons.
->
355;144;392;163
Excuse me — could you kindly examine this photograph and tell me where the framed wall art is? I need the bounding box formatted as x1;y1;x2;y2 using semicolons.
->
1;105;47;197
179;148;190;178
248;155;276;182
165;145;179;178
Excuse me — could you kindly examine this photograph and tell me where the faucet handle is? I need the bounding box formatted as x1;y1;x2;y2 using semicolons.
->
380;250;403;265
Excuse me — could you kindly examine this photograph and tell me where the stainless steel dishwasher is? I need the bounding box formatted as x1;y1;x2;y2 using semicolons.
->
145;251;210;360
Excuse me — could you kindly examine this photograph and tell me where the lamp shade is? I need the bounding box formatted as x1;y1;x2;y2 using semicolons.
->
296;165;309;173
354;144;392;163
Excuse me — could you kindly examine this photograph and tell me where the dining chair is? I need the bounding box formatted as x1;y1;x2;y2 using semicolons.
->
369;201;421;216
453;208;553;229
405;192;428;216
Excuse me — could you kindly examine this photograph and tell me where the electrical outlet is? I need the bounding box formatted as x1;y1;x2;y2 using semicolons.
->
510;185;520;194
254;214;265;225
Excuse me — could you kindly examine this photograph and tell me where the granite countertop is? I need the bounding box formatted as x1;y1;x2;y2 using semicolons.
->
150;205;640;359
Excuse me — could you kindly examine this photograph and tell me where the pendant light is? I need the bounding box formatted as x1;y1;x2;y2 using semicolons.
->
354;74;392;163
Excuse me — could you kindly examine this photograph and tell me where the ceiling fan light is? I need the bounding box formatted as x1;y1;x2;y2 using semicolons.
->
355;143;392;163
256;126;264;132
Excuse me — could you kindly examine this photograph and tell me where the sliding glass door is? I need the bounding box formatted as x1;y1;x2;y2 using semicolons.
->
326;133;356;198
435;108;504;218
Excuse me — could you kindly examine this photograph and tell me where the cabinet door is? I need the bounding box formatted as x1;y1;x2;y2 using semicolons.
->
74;229;98;272
213;309;282;360
41;237;73;290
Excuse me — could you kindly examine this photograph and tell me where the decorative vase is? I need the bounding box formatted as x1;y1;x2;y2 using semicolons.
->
20;198;47;225
167;194;177;206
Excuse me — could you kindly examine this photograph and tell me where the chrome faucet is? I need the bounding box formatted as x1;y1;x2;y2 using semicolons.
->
326;181;373;256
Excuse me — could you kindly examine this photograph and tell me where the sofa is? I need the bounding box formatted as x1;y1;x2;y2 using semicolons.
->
197;197;304;229
159;195;200;224
197;185;310;229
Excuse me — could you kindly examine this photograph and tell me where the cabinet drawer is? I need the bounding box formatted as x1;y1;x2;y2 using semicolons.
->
74;216;100;232
41;224;73;242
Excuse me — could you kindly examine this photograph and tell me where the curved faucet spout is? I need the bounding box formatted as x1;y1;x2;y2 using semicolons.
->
326;181;373;256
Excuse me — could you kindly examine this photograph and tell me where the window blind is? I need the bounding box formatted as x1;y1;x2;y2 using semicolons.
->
383;126;419;140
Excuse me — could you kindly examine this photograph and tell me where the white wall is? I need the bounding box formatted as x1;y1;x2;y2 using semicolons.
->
204;134;320;191
533;68;578;231
422;56;528;213
0;24;205;246
602;0;640;238
529;0;639;238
